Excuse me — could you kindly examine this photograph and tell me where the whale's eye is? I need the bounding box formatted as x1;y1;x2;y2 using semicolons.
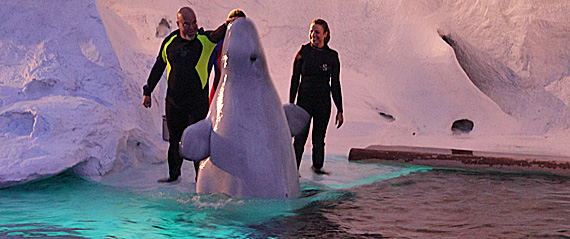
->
250;55;257;62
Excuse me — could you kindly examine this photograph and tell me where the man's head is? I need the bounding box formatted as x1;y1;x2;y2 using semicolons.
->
177;7;198;40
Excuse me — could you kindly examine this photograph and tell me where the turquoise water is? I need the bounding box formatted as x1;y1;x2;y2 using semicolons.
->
0;155;426;238
4;155;568;238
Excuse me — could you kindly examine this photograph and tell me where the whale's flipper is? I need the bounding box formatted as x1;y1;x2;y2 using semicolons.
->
283;103;310;137
180;119;212;161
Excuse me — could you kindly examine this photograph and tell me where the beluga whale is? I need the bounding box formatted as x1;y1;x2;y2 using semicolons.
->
179;18;310;198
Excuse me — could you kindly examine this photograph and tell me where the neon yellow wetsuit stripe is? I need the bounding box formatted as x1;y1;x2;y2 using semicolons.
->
162;35;177;82
195;34;217;89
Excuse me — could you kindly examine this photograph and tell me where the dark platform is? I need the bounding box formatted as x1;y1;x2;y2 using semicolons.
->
349;145;570;176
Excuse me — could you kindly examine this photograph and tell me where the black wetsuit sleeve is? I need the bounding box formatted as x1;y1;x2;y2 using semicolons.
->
143;56;166;96
143;35;171;96
289;48;303;104
330;52;343;113
207;23;228;44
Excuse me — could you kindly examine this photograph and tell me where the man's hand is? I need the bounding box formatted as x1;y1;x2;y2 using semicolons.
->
226;16;240;25
142;95;152;108
335;112;344;128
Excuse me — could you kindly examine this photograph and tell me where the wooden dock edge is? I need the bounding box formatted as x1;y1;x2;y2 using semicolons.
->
348;145;570;176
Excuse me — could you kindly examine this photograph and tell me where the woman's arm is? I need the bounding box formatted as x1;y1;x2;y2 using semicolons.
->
289;50;303;104
330;52;343;113
330;52;344;128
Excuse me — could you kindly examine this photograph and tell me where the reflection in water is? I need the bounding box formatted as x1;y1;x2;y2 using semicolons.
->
1;167;570;238
0;223;88;238
270;170;570;238
251;191;387;238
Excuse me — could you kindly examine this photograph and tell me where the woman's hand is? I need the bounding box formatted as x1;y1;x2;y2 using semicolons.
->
335;112;344;128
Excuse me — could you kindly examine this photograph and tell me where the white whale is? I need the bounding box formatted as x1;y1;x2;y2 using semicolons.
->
179;18;309;198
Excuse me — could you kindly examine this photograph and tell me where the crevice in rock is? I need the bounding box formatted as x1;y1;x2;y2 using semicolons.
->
451;119;474;135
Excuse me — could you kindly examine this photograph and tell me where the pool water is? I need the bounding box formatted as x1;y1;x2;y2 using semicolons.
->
1;155;569;238
293;169;570;238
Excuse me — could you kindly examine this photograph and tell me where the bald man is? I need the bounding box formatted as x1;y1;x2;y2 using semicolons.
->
143;7;234;183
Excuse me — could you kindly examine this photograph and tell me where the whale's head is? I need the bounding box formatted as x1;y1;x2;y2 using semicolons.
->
221;18;268;80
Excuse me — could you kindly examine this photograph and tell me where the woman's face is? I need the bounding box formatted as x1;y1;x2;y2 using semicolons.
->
309;23;327;48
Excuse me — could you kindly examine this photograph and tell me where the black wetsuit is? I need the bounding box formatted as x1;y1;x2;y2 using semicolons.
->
290;43;343;170
144;25;226;180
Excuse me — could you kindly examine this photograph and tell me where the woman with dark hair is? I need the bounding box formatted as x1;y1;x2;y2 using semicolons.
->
289;19;344;174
